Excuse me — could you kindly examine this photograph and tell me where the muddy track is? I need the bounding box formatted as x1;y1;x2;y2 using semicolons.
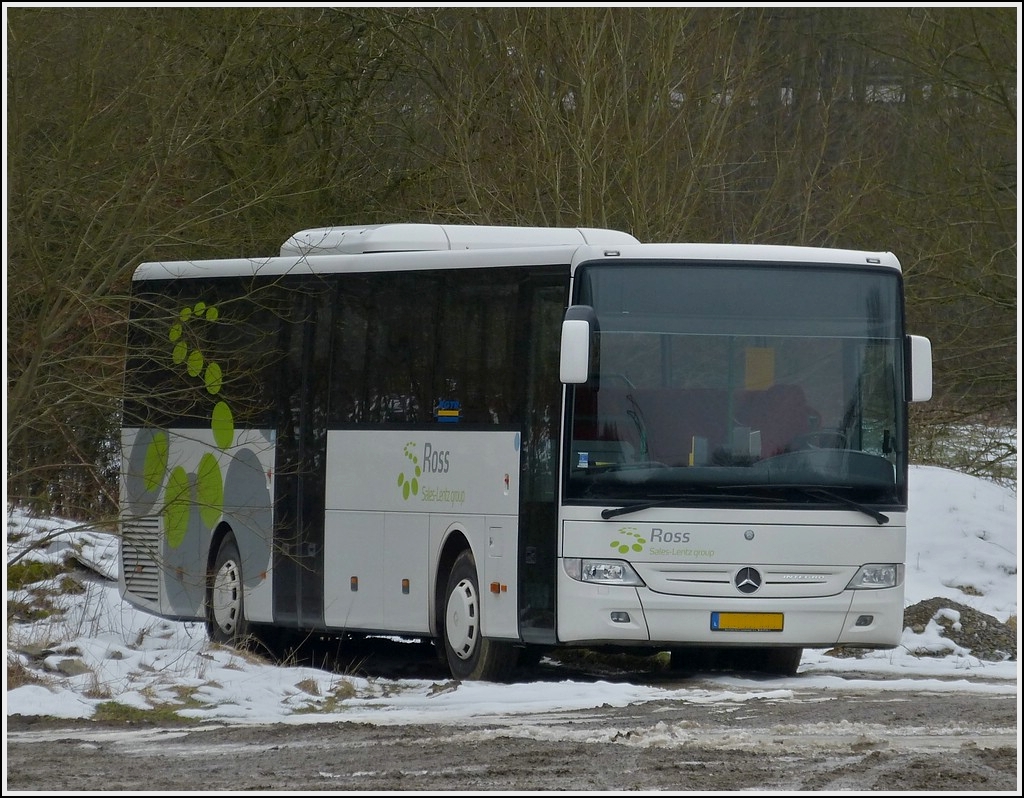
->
6;680;1017;792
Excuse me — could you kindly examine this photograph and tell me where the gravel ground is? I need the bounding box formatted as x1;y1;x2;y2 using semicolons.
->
6;596;1018;792
6;680;1017;792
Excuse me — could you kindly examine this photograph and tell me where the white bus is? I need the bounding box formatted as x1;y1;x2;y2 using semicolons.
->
119;223;933;680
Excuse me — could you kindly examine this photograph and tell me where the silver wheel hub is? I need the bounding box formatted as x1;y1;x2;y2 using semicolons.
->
445;577;479;661
211;558;242;634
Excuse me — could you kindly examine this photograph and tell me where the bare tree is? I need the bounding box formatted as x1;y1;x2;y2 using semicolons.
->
6;7;414;518
7;6;1016;522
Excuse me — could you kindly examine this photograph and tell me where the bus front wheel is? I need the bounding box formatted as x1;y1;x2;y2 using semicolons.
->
442;550;517;682
207;534;249;645
759;647;803;676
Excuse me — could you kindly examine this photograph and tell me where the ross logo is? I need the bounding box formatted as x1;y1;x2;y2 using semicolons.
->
734;567;762;594
397;442;421;500
610;526;647;555
421;441;450;474
649;527;690;544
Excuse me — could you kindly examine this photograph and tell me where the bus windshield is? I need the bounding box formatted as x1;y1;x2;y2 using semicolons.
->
565;261;907;509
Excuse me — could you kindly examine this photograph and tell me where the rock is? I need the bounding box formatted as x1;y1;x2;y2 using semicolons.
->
51;658;93;677
903;597;1017;662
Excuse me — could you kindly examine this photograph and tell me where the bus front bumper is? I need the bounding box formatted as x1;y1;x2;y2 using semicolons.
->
555;569;904;649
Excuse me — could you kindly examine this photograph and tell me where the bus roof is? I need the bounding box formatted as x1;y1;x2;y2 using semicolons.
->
571;243;903;272
280;223;640;256
131;226;903;282
133;245;595;282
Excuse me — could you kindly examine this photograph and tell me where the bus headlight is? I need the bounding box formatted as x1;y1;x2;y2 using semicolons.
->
563;558;646;586
847;563;904;589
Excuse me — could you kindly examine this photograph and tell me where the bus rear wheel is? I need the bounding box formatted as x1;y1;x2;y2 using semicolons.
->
207;534;249;646
442;550;517;682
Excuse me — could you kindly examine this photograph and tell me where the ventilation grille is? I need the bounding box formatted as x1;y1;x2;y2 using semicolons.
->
121;515;162;604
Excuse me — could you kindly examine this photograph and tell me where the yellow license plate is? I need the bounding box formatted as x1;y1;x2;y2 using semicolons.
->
711;612;784;632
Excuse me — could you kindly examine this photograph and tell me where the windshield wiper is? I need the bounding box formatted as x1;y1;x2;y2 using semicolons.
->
797;487;890;525
600;486;890;523
601;493;779;520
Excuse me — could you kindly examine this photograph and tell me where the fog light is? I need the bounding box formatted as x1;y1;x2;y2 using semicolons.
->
610;612;631;623
855;614;874;627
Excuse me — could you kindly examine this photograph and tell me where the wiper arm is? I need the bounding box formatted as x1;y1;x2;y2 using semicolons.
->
601;492;779;520
600;487;890;523
801;487;889;525
602;496;689;520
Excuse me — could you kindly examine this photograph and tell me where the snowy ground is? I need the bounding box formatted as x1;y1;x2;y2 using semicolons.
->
5;465;1019;728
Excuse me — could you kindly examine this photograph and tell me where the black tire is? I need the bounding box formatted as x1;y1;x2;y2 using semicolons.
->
441;549;518;681
760;647;803;676
206;534;249;645
668;646;723;674
728;646;803;676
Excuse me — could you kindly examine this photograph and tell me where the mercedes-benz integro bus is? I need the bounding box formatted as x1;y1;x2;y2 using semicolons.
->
119;223;932;680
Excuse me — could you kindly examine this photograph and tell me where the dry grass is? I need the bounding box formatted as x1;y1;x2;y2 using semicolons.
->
6;654;49;690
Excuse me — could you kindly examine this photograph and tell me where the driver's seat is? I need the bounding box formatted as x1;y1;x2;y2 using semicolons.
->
735;385;821;458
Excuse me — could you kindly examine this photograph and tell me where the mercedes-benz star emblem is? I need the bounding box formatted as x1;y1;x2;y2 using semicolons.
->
734;567;762;594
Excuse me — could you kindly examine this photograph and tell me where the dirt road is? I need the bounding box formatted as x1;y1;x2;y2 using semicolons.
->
6;676;1017;792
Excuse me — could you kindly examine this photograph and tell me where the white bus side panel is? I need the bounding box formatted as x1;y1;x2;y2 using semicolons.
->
323;511;385;630
324;429;521;639
322;511;432;632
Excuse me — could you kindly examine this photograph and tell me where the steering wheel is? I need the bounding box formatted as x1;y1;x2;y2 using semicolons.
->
600;372;636;390
790;429;848;450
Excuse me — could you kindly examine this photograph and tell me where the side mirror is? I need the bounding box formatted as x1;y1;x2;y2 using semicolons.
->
908;335;932;403
560;305;598;384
